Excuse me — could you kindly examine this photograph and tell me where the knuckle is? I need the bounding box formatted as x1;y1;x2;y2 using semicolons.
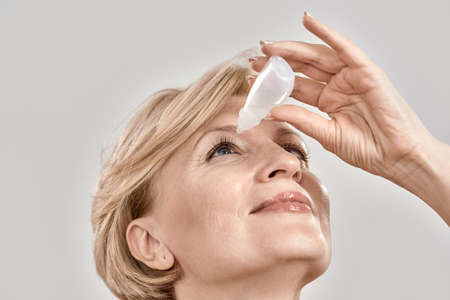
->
291;82;303;98
307;52;322;65
294;61;308;72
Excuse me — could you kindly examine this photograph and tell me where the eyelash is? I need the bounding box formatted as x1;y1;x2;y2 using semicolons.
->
207;135;310;162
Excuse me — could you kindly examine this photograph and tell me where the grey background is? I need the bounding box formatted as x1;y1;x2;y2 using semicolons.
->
1;0;449;299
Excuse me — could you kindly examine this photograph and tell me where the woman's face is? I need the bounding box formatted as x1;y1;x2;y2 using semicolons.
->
150;94;331;284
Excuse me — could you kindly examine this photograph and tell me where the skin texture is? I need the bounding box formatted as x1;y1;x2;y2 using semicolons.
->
250;12;450;225
126;11;450;300
127;95;332;300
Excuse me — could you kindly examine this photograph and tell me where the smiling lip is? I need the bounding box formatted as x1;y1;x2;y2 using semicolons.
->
249;191;313;215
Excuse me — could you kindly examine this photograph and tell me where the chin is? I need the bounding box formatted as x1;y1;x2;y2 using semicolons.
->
303;251;332;284
272;220;330;257
301;234;332;284
283;233;329;259
275;230;332;281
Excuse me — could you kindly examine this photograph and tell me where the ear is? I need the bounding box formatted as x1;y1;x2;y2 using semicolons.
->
126;217;175;270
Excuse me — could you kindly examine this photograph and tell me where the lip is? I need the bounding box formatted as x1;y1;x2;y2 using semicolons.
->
249;191;313;215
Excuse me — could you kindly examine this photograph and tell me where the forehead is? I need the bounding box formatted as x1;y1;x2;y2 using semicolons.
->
220;94;247;115
197;94;304;142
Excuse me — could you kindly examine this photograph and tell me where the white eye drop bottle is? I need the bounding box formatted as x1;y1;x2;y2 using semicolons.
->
237;55;295;134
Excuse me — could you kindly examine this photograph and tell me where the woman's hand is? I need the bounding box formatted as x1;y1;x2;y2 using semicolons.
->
250;12;431;181
249;12;450;225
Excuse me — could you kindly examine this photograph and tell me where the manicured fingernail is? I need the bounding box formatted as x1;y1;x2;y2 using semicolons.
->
263;112;274;120
259;40;273;47
247;74;257;86
304;11;312;17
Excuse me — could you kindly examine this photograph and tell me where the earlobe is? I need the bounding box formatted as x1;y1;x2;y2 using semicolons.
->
126;218;175;270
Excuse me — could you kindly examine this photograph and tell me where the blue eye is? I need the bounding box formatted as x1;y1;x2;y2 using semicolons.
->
212;144;235;157
207;137;236;160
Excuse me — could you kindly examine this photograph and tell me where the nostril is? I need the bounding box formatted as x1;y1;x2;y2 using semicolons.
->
268;170;279;178
294;170;302;182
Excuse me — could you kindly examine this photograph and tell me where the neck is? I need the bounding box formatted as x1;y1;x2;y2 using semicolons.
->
174;260;316;300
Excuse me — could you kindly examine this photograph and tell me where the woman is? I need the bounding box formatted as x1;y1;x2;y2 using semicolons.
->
91;12;450;300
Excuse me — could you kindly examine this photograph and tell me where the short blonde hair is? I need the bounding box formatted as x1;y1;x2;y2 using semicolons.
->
91;48;259;300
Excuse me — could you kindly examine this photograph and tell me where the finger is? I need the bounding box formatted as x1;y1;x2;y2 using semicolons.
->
290;76;326;107
268;104;335;148
250;55;333;83
247;75;257;87
248;74;326;108
302;13;374;68
260;40;346;74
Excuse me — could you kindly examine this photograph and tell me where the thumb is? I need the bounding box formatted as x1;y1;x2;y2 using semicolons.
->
269;104;335;149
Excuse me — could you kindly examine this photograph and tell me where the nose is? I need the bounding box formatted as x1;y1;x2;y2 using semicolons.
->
255;144;303;183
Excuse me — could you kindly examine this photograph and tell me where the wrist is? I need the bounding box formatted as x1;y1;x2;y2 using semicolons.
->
388;136;450;225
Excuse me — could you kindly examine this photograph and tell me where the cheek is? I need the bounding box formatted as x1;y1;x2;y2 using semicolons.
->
161;168;249;246
187;170;247;230
159;169;253;274
301;172;331;239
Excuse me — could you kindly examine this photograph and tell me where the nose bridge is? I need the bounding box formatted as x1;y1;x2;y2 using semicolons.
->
254;139;302;183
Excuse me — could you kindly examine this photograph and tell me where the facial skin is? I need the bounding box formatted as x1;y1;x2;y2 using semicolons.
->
127;95;331;300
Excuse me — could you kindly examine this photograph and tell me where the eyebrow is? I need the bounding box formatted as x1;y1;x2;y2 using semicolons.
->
193;124;302;150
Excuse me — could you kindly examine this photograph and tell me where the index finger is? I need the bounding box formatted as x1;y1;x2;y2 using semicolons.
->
303;12;374;68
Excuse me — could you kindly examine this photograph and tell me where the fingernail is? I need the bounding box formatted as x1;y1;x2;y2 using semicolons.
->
247;74;257;86
249;55;266;62
304;11;312;17
263;112;274;120
259;40;273;47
